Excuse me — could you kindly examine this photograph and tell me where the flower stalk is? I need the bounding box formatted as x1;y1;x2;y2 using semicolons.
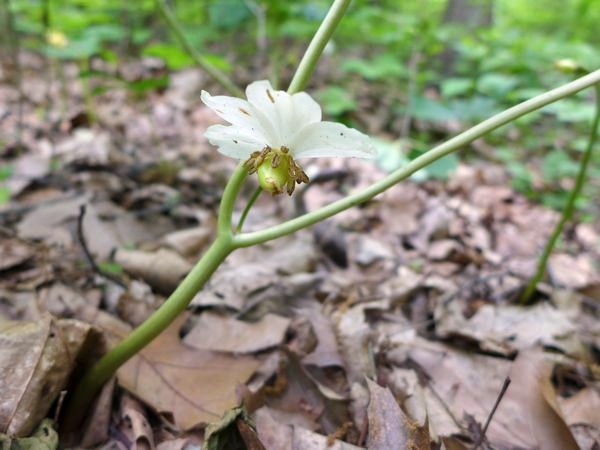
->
62;0;600;431
521;83;600;304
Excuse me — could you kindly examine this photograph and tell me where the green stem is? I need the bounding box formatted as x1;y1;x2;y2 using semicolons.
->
63;165;247;428
521;84;600;303
218;164;249;234
155;0;243;97
236;186;262;233
63;235;233;428
287;0;351;94
234;69;600;248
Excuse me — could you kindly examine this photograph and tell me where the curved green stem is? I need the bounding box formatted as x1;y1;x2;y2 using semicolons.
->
234;69;600;248
236;186;262;233
218;164;249;235
521;84;600;303
156;0;243;97
63;235;233;429
287;0;352;94
63;165;248;428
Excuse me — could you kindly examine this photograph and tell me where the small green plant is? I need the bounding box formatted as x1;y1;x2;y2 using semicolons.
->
60;0;600;429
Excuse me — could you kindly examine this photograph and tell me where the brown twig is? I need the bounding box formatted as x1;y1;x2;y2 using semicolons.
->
474;376;511;449
77;204;127;288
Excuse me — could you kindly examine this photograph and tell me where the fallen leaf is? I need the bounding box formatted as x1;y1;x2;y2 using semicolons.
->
435;301;581;356
548;253;598;289
254;407;365;450
183;312;290;354
118;395;154;450
489;350;579;450
366;378;429;450
116;314;261;430
115;248;192;295
78;378;115;448
0;239;33;272
560;387;600;428
0;315;92;436
162;226;212;257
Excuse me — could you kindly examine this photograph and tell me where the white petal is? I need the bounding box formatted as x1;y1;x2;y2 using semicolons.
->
289;122;376;159
290;92;322;129
245;80;322;147
201;90;270;141
245;80;284;146
204;124;265;159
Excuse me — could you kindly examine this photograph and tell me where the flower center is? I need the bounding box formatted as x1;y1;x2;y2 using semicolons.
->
243;146;309;196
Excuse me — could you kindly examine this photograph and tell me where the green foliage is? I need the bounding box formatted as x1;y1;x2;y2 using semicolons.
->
7;0;599;215
315;86;357;116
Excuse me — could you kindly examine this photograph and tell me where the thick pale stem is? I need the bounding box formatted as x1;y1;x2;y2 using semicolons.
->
521;84;600;303
62;235;234;428
287;0;352;94
234;69;600;248
63;165;247;427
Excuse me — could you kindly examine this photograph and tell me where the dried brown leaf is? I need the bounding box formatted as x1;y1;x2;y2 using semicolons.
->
116;314;261;430
0;314;92;436
115;248;192;295
488;350;579;450
0;239;33;272
366;379;429;450
183;312;290;354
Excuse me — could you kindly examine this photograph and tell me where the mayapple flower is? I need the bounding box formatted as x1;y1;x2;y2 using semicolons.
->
201;80;375;195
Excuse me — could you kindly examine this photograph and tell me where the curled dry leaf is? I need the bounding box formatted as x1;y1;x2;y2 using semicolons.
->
435;301;581;356
559;388;600;449
115;248;192;295
183;312;290;354
366;379;429;450
162;226;212;257
0;314;92;436
119;395;154;450
0;239;34;272
254;407;365;450
113;314;261;430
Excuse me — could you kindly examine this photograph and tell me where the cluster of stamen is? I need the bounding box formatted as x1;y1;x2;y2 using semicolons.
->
244;146;309;195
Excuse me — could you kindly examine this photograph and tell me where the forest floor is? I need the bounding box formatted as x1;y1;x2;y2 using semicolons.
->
1;53;600;449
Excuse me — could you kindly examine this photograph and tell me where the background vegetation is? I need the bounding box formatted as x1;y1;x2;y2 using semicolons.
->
4;0;600;214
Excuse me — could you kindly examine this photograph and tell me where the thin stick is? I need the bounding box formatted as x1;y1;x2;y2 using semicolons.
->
521;84;600;303
77;205;127;288
236;186;262;233
474;377;511;449
155;0;243;97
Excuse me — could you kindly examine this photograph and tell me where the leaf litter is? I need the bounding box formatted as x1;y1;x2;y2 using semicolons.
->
0;53;599;449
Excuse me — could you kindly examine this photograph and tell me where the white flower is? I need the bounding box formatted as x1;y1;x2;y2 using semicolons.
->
201;80;375;195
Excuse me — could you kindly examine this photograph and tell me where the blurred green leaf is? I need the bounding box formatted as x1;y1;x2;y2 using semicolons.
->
316;86;357;116
441;77;473;98
542;149;580;180
143;43;194;70
208;0;251;29
342;54;406;80
409;96;454;122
